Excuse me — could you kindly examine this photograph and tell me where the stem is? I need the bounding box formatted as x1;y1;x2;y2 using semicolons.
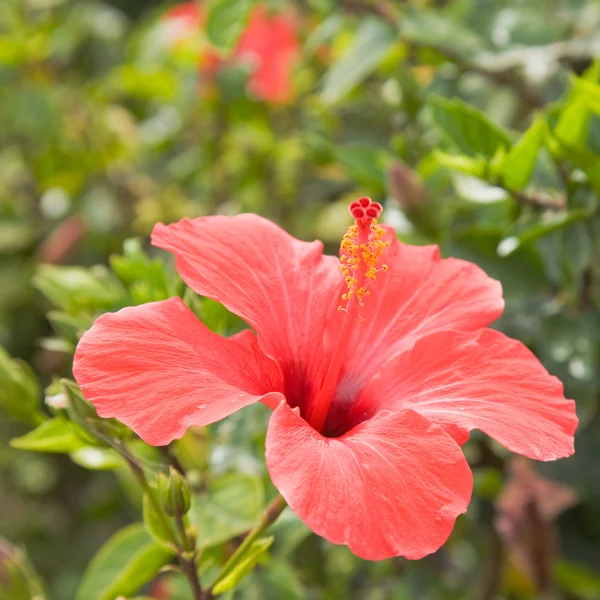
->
95;431;204;600
179;554;204;600
173;509;204;600
210;495;287;592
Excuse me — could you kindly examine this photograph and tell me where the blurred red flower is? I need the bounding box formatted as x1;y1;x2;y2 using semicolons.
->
162;2;299;104
74;198;577;560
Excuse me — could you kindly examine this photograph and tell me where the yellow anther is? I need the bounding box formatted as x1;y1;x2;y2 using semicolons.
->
339;217;389;312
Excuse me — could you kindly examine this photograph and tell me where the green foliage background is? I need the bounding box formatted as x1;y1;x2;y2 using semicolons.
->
1;0;600;598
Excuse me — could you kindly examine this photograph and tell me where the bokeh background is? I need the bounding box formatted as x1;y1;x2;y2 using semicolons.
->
1;0;600;598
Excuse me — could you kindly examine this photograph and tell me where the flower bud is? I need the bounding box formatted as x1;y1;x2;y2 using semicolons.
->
387;160;426;213
159;467;191;517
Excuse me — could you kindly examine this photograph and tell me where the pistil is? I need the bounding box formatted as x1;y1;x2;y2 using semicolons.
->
307;198;389;432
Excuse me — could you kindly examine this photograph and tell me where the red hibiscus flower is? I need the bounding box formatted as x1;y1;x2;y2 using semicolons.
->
73;198;577;560
162;2;299;104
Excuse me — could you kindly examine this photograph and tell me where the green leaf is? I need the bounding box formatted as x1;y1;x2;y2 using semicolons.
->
33;264;125;316
0;348;44;426
572;76;600;114
70;446;126;471
110;238;173;303
556;95;590;149
143;492;176;551
11;417;86;453
429;95;512;158
321;17;396;104
212;537;273;594
433;150;488;178
75;523;172;600
189;472;264;547
239;560;305;600
582;58;600;83
555;74;593;149
499;114;547;190
205;0;254;53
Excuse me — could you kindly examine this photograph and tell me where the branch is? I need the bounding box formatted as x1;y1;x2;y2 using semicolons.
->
497;184;565;211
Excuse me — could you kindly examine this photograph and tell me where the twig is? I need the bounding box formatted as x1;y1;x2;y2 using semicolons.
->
498;184;565;211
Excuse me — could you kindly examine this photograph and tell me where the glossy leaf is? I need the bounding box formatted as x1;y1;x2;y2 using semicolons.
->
212;536;273;594
573;76;600;114
33;265;125;316
499;115;547;190
70;447;126;471
75;523;172;600
555;95;590;149
189;472;264;547
429;95;512;158
10;417;86;453
0;348;44;426
433;150;488;178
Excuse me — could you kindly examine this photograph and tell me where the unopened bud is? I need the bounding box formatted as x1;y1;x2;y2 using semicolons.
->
387;160;426;213
159;467;191;517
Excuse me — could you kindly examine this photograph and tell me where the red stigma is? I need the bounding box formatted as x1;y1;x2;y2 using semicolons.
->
349;197;382;221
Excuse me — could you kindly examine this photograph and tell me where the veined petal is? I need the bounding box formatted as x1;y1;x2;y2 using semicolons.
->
266;403;472;560
340;233;504;386
73;298;283;446
152;215;341;410
361;329;577;460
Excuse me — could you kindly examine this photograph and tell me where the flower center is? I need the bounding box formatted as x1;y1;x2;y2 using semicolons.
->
306;197;390;433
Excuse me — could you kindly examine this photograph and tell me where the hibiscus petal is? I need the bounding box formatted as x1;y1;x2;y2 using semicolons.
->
361;329;577;460
73;297;283;445
266;403;472;560
235;6;299;104
341;234;504;385
152;215;342;409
